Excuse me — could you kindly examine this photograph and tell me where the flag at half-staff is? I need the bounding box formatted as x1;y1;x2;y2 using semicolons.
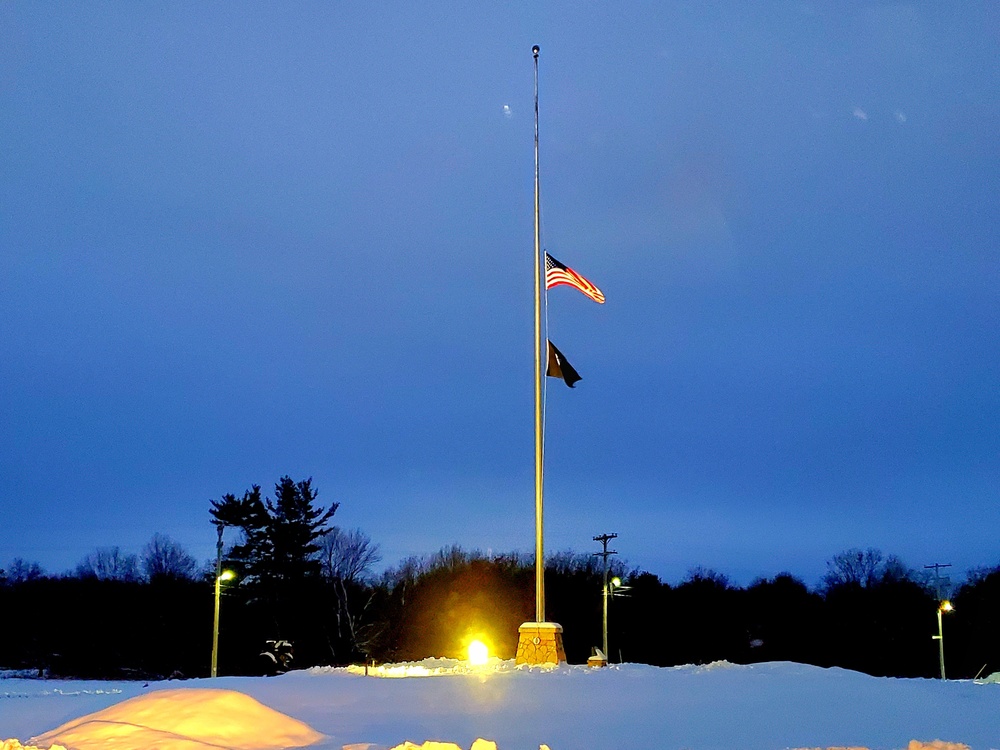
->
545;252;605;304
546;340;582;388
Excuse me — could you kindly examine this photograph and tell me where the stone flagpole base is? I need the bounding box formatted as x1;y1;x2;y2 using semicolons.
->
515;622;567;665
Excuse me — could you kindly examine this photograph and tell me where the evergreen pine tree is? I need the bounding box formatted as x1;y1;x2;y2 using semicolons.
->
210;476;339;669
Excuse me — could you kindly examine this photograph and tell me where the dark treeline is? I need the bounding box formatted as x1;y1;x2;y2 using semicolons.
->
1;478;998;681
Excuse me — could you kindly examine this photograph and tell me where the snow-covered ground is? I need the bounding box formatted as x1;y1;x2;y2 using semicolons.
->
2;659;998;750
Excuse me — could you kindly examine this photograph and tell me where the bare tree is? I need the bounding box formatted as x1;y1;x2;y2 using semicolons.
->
685;566;731;588
316;527;382;661
547;549;627;578
6;558;45;583
381;555;425;594
75;546;141;582
427;544;477;573
823;548;883;590
547;550;597;576
141;533;197;581
318;527;382;584
822;548;913;592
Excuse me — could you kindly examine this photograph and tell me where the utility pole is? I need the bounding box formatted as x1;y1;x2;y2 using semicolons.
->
924;562;952;600
925;562;953;680
593;533;618;660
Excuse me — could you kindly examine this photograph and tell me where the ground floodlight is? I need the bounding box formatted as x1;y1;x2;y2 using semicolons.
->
467;639;489;665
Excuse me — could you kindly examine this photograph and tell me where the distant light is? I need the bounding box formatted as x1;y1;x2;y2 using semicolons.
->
467;640;489;665
610;577;621;588
940;600;954;613
219;570;236;582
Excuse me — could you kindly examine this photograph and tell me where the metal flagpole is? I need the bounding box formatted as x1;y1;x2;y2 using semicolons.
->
532;43;545;624
515;44;565;665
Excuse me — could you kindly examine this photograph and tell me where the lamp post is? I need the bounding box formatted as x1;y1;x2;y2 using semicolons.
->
210;523;235;678
933;599;954;680
211;568;235;677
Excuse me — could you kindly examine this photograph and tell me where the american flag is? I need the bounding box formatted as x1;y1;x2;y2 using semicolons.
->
545;253;605;304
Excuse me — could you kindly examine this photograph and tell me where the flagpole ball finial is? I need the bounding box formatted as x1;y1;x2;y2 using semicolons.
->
532;45;540;56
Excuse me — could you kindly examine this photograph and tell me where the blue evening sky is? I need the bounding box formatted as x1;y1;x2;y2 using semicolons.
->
2;2;997;586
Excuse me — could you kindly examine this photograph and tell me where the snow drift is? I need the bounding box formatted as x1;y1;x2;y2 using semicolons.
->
28;688;324;750
2;660;997;749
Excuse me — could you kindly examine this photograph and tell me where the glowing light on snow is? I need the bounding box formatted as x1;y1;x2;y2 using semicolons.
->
341;656;512;678
467;640;489;665
28;688;324;750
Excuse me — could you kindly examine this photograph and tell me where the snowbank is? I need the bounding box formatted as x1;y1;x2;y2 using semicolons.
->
2;660;996;749
28;688;324;750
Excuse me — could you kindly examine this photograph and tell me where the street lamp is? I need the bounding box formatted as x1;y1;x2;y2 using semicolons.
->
210;519;236;678
211;568;236;678
933;600;954;680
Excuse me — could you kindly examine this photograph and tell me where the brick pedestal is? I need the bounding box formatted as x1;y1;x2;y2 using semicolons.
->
515;622;566;665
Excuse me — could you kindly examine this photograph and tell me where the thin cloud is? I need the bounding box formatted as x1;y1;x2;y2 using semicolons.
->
853;107;869;121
